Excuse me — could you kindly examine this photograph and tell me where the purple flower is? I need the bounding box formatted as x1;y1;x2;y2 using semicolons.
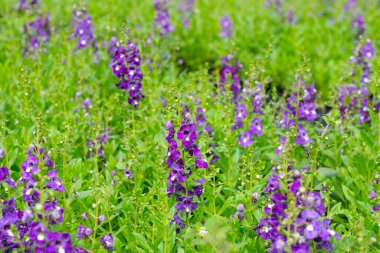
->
100;233;115;251
178;0;195;28
0;167;16;187
352;14;365;37
295;125;312;146
195;157;209;169
220;16;233;38
291;244;310;253
254;218;279;240
165;108;207;233
233;103;247;130
44;200;64;225
154;0;174;37
112;41;144;108
249;117;263;136
176;197;197;213
343;0;356;14
263;174;279;194
238;131;253;148
77;224;93;239
369;190;376;199
195;107;207;126
23;178;40;206
0;149;4;159
23;16;51;56
193;179;205;197
81;213;88;220
276;136;287;155
279;110;295;128
303;191;326;216
256;172;339;252
75;247;89;253
18;0;40;12
98;214;105;224
252;192;259;204
177;124;197;149
124;169;133;179
219;54;242;103
168;165;186;184
360;40;375;60
21;155;39;181
299;103;317;122
46;169;65;192
70;9;98;63
252;87;264;115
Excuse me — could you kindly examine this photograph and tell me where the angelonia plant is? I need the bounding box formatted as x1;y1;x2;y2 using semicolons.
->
70;8;99;63
255;166;340;252
111;39;144;108
165;106;208;233
154;0;174;37
276;76;317;154
220;15;233;38
17;0;40;12
0;145;73;252
336;13;375;124
23;16;51;56
178;0;195;28
238;82;265;148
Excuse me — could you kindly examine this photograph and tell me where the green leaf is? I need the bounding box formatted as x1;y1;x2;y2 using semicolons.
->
318;167;338;177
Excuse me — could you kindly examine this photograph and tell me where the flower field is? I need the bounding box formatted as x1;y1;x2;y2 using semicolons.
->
0;0;379;252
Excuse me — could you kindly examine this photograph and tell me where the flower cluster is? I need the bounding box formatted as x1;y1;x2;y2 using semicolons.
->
23;16;51;56
0;166;16;187
343;0;356;14
70;8;98;63
220;54;243;103
254;169;340;252
154;0;174;37
17;0;40;12
220;15;233;38
352;14;365;38
277;77;317;152
336;84;370;124
237;83;265;148
165;107;208;233
228;204;245;222
72;92;93;117
111;40;144;108
100;233;115;251
370;173;379;213
0;147;78;253
350;39;375;85
104;36;119;58
337;15;375;124
86;128;110;159
178;0;195;28
265;0;295;24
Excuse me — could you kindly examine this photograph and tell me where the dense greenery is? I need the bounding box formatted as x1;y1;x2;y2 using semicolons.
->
0;0;379;252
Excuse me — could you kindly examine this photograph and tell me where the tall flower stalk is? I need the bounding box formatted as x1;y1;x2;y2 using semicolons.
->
23;16;51;56
111;40;144;108
165;106;208;233
70;8;99;63
154;0;174;37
